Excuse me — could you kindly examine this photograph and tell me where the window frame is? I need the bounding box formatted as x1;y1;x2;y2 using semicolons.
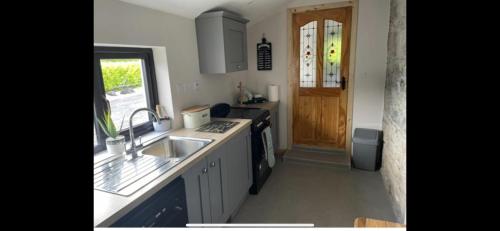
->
94;46;159;153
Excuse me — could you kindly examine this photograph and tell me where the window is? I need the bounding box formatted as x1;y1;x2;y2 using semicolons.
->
94;47;159;153
299;21;317;88
323;19;342;88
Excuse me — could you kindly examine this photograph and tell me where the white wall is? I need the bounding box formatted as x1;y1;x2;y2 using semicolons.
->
352;0;390;131
246;11;288;149
94;0;246;129
246;0;390;149
95;0;390;151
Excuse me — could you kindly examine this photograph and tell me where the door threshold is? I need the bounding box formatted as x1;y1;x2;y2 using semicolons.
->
284;148;350;168
292;145;346;154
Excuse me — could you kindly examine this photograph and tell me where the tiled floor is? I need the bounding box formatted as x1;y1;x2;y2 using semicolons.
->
231;157;396;227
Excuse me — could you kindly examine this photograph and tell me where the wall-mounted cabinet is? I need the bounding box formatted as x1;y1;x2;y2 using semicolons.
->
195;10;249;74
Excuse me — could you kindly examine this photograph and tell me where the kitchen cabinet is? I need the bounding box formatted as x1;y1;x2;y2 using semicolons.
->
111;177;188;227
195;10;249;74
225;127;252;216
206;146;228;223
182;158;212;223
183;146;228;223
183;127;252;223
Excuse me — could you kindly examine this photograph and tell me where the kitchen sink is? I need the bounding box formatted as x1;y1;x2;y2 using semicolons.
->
94;136;213;196
139;136;213;163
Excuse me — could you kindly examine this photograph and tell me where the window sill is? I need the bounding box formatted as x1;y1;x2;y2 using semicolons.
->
94;130;170;164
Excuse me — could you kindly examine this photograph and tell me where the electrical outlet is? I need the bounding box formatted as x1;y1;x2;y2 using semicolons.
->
193;81;200;91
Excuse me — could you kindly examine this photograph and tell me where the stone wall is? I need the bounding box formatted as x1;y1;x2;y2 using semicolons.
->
380;0;406;223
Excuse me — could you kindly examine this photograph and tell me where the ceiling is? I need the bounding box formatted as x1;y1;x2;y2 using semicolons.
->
118;0;308;26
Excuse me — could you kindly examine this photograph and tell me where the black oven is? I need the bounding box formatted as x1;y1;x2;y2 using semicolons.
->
220;106;273;194
248;114;272;194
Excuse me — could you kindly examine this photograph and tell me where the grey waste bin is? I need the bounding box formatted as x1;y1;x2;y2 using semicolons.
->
352;128;383;171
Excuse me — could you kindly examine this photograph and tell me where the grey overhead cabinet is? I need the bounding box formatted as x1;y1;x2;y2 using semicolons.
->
183;127;252;223
195;10;249;74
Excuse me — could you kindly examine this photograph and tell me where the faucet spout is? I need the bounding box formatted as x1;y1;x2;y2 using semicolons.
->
128;108;161;159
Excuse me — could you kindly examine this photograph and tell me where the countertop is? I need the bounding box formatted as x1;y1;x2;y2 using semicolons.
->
354;217;406;227
233;101;279;111
94;118;252;227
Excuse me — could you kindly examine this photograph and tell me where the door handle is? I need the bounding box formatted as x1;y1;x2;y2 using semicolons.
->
341;76;346;90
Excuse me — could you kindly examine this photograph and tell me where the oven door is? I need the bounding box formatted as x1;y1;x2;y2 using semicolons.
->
251;120;270;162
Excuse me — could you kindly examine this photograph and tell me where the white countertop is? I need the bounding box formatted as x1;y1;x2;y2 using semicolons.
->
94;118;252;227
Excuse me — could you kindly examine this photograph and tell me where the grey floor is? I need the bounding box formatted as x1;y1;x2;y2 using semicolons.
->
231;157;396;227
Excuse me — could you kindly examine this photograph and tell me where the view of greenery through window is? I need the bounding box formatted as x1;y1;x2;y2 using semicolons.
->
99;59;149;134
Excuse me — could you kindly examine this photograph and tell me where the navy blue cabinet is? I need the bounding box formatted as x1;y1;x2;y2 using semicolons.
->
111;177;188;227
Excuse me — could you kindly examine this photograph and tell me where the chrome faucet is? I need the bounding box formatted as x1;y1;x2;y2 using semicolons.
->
127;108;161;158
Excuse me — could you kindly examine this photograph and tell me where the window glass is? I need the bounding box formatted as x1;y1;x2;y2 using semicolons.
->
323;19;342;88
99;59;148;130
299;21;317;88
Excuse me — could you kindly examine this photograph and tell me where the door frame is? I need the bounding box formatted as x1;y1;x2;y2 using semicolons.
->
286;0;358;161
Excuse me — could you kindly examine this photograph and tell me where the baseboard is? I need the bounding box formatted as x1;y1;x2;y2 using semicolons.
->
227;192;250;222
284;158;350;169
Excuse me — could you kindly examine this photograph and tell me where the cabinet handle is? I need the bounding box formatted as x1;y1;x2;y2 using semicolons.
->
202;168;208;174
175;206;183;211
210;161;216;167
256;121;263;128
162;207;166;213
155;211;161;218
237;65;241;69
265;115;271;120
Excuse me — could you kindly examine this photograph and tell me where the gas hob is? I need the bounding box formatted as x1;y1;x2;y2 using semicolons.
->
196;121;239;133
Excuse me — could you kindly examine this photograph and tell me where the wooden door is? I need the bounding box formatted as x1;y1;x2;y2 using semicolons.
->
292;7;352;149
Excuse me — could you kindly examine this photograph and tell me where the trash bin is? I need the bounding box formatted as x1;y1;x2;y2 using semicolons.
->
352;128;383;171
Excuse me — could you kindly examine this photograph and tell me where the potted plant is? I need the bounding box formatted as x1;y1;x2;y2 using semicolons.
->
97;110;126;155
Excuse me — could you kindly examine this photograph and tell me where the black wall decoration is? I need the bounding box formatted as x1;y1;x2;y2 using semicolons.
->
257;36;272;70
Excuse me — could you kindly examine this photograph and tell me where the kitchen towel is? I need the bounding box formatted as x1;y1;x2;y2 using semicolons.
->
261;126;275;168
268;84;279;102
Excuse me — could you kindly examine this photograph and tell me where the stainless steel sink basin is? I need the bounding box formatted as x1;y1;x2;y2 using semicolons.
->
94;136;213;196
139;136;213;163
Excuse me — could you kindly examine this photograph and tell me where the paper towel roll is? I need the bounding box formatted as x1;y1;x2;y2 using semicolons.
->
268;85;279;102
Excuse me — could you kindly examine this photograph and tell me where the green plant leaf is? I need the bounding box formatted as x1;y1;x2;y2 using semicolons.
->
97;118;112;138
105;111;117;138
97;110;119;139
